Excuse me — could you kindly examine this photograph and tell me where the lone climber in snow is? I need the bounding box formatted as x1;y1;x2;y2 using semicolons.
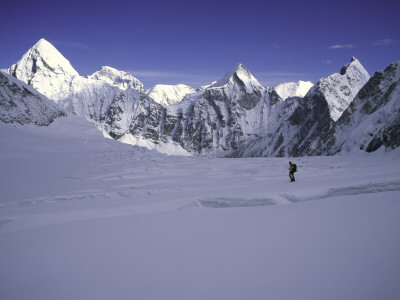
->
289;161;296;182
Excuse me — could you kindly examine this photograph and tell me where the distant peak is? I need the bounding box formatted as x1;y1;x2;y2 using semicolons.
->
103;66;121;71
89;66;143;91
6;37;79;85
91;66;138;79
212;63;263;92
274;80;314;100
229;63;250;76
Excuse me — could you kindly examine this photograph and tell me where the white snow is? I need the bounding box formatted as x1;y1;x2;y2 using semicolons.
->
5;38;80;103
212;63;264;93
119;132;191;156
313;57;370;121
1;116;400;299
88;66;144;91
274;80;314;100
146;84;196;107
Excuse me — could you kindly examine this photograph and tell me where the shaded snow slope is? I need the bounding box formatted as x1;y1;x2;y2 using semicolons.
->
0;116;400;299
0;72;66;125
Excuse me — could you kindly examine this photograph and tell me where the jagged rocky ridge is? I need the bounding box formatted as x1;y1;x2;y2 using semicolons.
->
227;58;370;157
322;60;400;154
3;38;399;156
0;72;66;126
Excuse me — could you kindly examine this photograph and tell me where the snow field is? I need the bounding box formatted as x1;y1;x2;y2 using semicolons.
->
1;116;400;299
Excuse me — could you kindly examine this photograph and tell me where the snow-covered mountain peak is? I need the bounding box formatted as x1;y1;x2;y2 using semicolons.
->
212;63;263;93
88;66;144;91
146;84;196;107
339;57;365;76
310;57;370;121
5;38;79;102
35;38;53;50
274;80;314;100
8;38;79;81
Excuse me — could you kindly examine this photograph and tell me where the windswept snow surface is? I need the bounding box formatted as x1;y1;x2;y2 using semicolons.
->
1;117;400;300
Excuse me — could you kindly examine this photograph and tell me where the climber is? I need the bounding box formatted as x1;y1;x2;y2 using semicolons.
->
289;161;297;182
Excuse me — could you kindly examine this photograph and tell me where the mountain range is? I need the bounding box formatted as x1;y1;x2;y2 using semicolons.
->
1;38;399;157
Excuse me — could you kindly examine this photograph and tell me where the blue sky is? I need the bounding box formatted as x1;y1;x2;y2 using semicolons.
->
1;0;399;88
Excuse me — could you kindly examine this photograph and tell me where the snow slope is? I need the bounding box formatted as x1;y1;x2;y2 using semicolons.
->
1;117;400;299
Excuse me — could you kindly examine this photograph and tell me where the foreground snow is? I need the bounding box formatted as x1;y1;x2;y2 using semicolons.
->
1;116;400;300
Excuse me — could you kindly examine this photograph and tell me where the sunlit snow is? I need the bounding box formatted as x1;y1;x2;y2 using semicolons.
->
1;116;399;299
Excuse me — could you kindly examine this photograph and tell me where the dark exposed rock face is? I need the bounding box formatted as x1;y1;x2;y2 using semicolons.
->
366;114;400;152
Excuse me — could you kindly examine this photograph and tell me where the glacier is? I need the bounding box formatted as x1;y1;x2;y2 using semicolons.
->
0;111;399;300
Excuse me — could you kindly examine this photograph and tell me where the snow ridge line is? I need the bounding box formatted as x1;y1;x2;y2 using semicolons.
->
0;191;112;209
280;180;400;203
197;197;275;208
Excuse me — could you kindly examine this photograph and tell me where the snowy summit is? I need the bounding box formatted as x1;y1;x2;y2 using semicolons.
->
274;80;314;100
88;66;144;91
212;63;264;93
5;38;79;102
309;56;370;121
146;84;196;107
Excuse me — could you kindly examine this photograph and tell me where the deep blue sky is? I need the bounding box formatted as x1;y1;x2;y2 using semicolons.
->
1;0;399;88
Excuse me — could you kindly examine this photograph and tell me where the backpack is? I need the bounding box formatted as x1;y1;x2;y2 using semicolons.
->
293;163;297;172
